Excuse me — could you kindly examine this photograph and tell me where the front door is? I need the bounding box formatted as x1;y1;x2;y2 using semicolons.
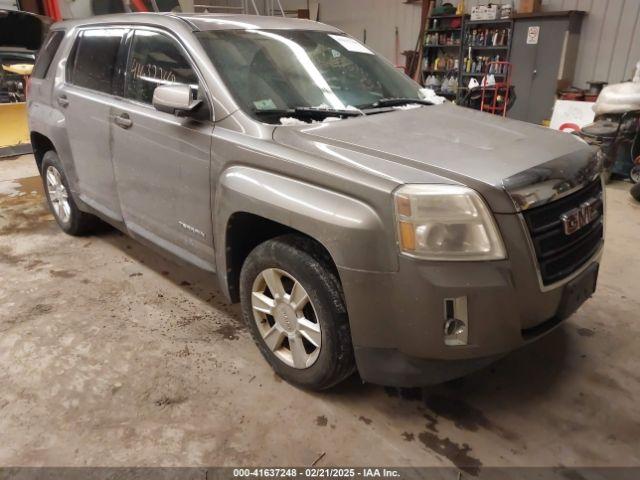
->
110;28;215;271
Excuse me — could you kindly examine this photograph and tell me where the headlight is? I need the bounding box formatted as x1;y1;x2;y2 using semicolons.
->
394;184;506;261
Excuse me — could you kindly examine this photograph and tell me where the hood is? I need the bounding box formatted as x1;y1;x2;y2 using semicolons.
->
0;10;51;51
273;103;599;213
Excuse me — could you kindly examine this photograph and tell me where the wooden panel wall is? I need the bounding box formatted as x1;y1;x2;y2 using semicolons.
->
282;0;640;88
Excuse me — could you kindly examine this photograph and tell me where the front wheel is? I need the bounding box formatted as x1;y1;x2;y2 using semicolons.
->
240;235;355;390
630;165;640;184
41;151;99;236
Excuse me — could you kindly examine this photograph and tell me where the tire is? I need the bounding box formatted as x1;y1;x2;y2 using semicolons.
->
41;150;99;236
240;234;355;390
631;182;640;202
630;165;640;184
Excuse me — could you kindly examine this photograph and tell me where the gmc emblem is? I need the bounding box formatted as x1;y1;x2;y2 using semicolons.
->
561;198;600;235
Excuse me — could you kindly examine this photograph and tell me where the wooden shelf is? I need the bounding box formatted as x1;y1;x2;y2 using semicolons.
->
512;10;586;19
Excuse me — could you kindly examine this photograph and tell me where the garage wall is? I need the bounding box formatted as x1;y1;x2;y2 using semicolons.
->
282;0;640;88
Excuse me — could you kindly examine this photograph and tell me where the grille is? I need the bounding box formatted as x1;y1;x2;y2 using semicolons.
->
522;179;604;286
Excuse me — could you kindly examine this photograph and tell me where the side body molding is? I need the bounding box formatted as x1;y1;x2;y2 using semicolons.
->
215;166;398;300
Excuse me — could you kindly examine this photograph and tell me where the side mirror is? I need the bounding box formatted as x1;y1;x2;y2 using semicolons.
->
152;84;202;116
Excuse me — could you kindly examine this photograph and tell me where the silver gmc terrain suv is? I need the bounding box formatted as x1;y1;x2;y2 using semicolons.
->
28;13;604;390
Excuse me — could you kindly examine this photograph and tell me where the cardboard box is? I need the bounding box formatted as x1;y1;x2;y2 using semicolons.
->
471;4;502;20
484;4;499;20
519;0;542;14
470;5;486;21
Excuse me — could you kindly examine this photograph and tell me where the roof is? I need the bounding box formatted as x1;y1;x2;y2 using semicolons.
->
54;12;341;33
176;13;341;32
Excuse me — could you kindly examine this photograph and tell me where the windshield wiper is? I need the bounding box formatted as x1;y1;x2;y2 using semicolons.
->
364;98;433;109
253;106;364;122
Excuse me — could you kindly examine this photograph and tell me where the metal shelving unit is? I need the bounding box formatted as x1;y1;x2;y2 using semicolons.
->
460;19;513;78
421;14;468;101
421;15;515;103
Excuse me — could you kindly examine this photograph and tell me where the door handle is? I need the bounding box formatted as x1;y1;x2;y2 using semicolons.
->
57;94;69;108
114;113;133;129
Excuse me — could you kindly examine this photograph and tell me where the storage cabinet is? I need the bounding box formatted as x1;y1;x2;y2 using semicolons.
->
508;11;585;124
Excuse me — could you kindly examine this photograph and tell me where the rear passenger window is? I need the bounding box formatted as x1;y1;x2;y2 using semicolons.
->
32;30;65;79
68;28;126;94
125;30;198;104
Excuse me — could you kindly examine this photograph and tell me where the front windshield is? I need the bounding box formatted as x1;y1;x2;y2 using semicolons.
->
195;29;422;123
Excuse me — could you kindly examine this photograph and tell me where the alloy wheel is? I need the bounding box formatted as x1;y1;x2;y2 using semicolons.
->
251;268;321;369
45;166;71;224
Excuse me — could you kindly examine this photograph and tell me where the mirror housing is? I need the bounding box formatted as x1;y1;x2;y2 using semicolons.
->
152;84;202;116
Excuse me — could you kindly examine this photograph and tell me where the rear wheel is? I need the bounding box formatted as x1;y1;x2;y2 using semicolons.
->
240;235;355;390
41;151;98;236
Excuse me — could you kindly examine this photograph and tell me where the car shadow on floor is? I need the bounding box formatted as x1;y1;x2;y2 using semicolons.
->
96;226;242;321
332;323;571;432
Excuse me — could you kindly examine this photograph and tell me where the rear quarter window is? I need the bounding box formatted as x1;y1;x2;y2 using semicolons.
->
67;28;127;94
32;30;65;79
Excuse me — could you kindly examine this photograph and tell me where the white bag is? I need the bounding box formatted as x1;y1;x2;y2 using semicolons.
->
483;74;496;87
594;81;640;115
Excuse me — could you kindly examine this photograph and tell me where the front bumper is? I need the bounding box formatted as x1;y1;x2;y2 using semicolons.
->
339;212;602;387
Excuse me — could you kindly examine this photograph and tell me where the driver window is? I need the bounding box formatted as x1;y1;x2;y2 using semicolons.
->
125;30;198;104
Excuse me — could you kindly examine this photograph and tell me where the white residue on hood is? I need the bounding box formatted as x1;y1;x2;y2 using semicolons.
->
418;88;448;105
279;116;343;126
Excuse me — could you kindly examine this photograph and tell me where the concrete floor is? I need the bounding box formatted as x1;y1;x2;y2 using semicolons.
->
1;154;639;473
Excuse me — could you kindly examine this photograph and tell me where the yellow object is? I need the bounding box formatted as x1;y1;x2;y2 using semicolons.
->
0;102;30;152
2;63;34;76
456;1;465;15
399;221;416;252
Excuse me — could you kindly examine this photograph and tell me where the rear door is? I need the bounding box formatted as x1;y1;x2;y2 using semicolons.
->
55;27;128;222
110;28;215;270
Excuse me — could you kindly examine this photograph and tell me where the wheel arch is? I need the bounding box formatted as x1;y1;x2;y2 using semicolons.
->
30;131;56;173
214;166;397;303
223;213;340;303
